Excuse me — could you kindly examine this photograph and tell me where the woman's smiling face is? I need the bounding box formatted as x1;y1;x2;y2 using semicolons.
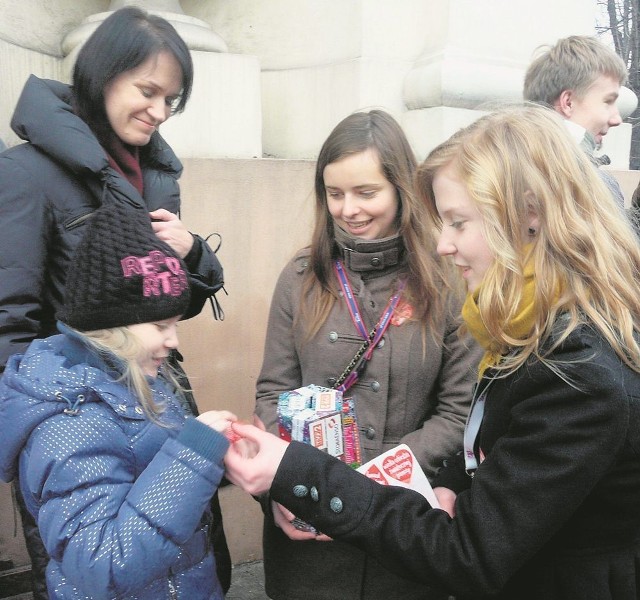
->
104;50;183;147
324;148;399;240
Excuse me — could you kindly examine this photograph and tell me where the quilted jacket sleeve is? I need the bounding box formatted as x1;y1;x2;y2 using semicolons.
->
0;153;49;370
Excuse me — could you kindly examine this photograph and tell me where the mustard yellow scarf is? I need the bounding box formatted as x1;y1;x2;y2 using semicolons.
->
462;261;536;380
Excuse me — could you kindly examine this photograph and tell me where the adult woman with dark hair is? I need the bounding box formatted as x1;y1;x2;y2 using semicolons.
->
253;109;480;600
0;7;227;597
226;105;640;599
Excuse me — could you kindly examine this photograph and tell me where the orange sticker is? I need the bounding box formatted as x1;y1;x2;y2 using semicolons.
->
391;299;413;326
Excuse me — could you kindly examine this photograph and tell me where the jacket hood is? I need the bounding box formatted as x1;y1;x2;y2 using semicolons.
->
10;75;182;181
0;331;150;483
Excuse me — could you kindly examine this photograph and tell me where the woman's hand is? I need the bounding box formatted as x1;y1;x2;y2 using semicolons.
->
271;501;318;541
149;209;194;258
196;410;238;434
224;422;288;496
433;486;457;518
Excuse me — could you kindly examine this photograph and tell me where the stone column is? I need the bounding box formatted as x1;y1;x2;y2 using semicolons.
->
190;0;434;159
61;0;262;159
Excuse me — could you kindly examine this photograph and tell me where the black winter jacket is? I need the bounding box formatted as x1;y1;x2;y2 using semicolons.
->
270;321;640;599
0;75;223;370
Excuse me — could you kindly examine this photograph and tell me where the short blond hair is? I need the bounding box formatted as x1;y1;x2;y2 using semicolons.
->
523;35;627;106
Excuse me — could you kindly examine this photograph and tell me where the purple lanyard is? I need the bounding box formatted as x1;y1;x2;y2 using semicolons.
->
333;260;406;391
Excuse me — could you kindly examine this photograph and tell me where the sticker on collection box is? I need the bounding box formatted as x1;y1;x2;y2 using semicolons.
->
277;384;361;468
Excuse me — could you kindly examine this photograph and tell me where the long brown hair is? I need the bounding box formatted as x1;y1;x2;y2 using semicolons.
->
298;109;452;339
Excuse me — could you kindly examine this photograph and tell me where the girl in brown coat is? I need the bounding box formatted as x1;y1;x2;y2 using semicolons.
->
253;109;481;600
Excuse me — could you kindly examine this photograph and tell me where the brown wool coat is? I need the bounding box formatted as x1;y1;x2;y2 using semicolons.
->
255;248;482;600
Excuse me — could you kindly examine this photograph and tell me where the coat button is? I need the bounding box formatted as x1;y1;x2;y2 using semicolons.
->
327;377;337;387
293;485;309;498
328;331;338;343
377;338;385;348
310;486;319;501
370;381;381;392
365;426;376;440
370;257;381;267
329;497;343;513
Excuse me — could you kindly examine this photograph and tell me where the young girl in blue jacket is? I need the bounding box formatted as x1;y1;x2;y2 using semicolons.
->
224;105;640;600
0;197;234;599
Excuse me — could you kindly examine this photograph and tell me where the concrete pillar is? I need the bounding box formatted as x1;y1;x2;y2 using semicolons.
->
187;0;433;159
187;0;632;166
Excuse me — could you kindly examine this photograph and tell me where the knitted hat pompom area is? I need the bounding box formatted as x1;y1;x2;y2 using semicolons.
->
58;199;191;331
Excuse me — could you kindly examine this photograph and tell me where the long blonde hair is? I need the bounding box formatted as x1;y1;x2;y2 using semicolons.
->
79;327;180;421
416;104;640;375
299;109;453;340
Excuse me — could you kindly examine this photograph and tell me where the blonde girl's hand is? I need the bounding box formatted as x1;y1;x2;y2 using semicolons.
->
253;413;266;431
196;410;238;434
433;486;457;518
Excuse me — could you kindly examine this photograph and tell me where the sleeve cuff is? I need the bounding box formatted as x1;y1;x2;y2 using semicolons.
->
178;417;229;463
183;233;203;270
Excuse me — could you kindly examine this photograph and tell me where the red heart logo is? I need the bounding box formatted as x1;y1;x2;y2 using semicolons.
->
364;464;389;485
382;449;413;483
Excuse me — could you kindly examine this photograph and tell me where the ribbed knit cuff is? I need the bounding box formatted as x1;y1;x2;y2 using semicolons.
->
178;417;230;463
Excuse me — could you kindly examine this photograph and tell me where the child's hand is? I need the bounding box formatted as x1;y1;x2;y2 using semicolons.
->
197;410;238;434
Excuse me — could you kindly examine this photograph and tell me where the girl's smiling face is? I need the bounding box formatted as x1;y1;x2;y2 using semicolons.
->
127;316;180;377
432;163;494;293
324;148;399;240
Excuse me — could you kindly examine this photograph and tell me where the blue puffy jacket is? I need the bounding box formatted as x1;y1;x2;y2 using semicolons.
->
0;326;228;599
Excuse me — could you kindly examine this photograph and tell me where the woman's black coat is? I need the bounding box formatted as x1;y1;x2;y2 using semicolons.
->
271;321;640;599
0;75;223;369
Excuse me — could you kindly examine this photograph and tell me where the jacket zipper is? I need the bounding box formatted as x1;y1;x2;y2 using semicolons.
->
168;577;178;599
65;211;95;230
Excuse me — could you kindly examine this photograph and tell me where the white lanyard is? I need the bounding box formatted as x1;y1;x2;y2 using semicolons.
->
463;378;496;475
463;389;485;474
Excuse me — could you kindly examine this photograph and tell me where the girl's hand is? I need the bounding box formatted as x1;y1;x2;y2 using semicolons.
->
433;486;457;518
196;410;238;434
271;501;318;541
